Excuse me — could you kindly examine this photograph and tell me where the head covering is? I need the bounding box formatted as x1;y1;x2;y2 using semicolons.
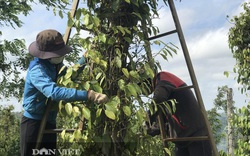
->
28;29;72;59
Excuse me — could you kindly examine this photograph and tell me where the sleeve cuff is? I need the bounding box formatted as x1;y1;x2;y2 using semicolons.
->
77;56;85;65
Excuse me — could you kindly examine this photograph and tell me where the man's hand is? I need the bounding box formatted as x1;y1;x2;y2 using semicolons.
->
83;51;88;57
88;90;109;104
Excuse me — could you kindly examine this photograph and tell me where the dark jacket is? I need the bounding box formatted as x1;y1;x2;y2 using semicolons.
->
153;71;207;138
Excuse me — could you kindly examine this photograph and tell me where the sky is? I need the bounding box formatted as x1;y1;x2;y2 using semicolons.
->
1;0;249;112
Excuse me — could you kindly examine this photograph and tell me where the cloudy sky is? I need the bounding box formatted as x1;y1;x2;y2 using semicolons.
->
1;0;249;111
152;0;248;111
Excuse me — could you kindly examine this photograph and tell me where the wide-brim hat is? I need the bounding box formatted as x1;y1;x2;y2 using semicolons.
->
28;29;72;59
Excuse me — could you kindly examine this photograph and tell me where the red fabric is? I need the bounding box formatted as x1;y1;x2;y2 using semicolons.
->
158;71;184;88
172;115;187;129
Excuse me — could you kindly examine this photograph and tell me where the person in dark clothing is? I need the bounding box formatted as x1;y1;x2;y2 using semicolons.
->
146;71;212;156
20;29;109;156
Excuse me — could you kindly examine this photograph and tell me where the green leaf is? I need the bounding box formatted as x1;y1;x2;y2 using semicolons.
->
72;64;80;71
154;40;161;45
133;82;142;95
136;108;146;124
112;0;119;11
59;10;63;18
100;76;105;86
82;107;91;120
105;101;118;113
159;100;174;115
115;56;122;68
57;77;64;84
75;8;81;20
100;60;108;69
115;48;122;57
118;79;125;90
93;56;100;64
92;83;103;93
105;110;116;120
61;78;70;86
117;26;125;36
125;0;130;3
131;0;139;7
123;106;131;116
126;83;137;97
164;148;171;156
96;108;102;117
73;106;80;117
83;81;90;90
160;53;168;61
124;27;131;34
132;12;142;19
144;63;154;78
59;66;66;74
129;70;140;80
84;14;89;25
69;134;74;143
59;107;67;116
93;16;100;27
65;68;73;79
122;68;129;78
108;37;116;44
61;130;66;140
112;96;121;104
169;99;177;113
67;17;74;27
96;72;102;80
73;129;82;140
58;100;64;111
224;71;229;78
65;103;72;115
124;37;132;43
99;33;106;43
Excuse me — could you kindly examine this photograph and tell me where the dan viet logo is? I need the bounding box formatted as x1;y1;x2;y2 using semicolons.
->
32;147;81;155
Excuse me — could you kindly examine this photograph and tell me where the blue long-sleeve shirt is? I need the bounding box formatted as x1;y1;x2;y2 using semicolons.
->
22;57;88;122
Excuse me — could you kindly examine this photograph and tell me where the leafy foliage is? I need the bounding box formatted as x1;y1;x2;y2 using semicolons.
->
0;105;21;156
1;0;178;155
207;108;224;145
231;104;250;156
0;0;70;28
228;2;250;155
0;0;71;101
213;86;235;112
56;0;177;155
207;86;236;155
228;2;250;93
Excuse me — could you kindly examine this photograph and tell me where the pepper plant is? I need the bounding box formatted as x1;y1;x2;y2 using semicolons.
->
228;2;250;155
231;104;250;156
57;0;177;155
228;2;250;93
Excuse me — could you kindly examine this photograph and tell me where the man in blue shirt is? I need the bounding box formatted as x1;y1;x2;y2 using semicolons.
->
20;29;108;156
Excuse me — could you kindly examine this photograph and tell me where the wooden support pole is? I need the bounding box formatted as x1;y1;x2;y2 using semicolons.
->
35;100;53;149
227;88;234;156
63;0;80;44
157;111;169;156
